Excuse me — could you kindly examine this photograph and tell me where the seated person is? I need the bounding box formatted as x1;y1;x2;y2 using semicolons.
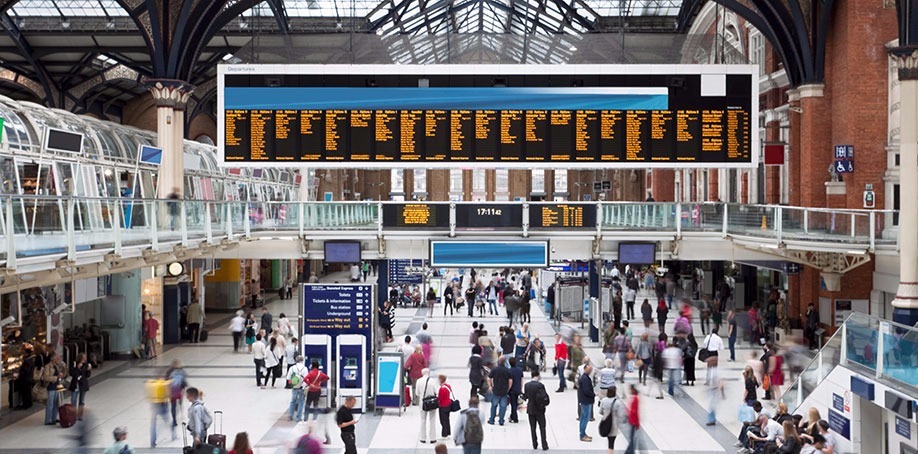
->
800;420;836;454
744;413;784;453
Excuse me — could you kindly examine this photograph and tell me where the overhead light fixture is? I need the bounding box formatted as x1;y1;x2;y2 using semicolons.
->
336;21;343;30
61;19;70;29
106;19;115;29
0;316;16;328
569;45;578;52
167;262;185;277
375;29;383;35
51;302;70;315
238;19;248;30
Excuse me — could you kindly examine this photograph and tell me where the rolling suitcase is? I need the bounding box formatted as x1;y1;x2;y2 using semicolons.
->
59;403;77;428
199;329;209;342
206;410;226;449
404;384;412;407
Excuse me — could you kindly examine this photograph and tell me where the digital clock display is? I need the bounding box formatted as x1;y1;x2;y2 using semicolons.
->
455;204;523;229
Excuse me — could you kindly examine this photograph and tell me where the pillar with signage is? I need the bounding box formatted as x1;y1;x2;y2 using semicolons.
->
589;261;600;343
301;284;373;411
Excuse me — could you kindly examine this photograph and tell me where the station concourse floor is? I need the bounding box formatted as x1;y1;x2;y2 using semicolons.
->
0;271;767;453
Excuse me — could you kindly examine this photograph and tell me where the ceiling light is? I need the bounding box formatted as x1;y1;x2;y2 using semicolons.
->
569;45;578;52
375;29;383;35
61;19;71;29
222;53;234;61
336;22;343;30
106;20;115;29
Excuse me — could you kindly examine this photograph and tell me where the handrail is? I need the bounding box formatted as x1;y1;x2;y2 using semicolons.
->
780;313;918;413
0;197;900;268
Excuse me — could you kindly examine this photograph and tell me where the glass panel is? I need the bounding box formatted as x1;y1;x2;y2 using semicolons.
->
845;313;879;372
390;169;404;193
879;322;918;387
472;169;485;192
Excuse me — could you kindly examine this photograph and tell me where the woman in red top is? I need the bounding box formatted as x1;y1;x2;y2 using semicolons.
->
229;431;253;454
304;361;330;421
624;384;641;454
405;346;428;404
554;333;569;392
437;374;453;438
767;343;785;401
143;311;159;358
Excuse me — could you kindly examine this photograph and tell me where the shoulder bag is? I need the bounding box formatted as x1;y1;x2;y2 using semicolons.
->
598;398;616;437
697;336;713;362
448;385;461;412
422;379;439;411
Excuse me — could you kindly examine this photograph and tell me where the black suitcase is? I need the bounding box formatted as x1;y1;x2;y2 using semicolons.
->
199;329;208;342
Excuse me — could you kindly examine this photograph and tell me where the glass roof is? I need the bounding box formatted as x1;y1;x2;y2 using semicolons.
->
10;0;129;17
585;0;684;17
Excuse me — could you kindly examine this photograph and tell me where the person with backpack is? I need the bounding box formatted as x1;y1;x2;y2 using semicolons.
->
598;385;627;454
146;377;173;447
103;426;134;454
286;355;308;422
165;359;188;430
454;396;484;454
185;387;212;446
522;369;550;450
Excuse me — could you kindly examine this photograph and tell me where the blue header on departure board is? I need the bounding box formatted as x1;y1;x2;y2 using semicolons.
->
301;284;373;349
224;87;668;111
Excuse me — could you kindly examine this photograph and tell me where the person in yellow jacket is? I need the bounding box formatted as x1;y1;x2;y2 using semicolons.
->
146;378;173;447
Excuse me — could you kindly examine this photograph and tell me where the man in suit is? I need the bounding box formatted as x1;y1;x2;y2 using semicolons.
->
523;369;550;450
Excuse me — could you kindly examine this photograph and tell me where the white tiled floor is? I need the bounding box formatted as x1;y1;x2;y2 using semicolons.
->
0;270;765;453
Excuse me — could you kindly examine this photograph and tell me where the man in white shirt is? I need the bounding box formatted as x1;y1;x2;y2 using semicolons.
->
701;328;725;386
284;337;299;373
228;310;246;353
286;354;308;421
661;342;683;396
623;287;637;320
415;368;438;444
744;414;783;453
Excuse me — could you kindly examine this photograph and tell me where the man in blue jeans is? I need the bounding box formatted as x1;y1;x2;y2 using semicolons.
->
487;355;513;426
577;364;595;441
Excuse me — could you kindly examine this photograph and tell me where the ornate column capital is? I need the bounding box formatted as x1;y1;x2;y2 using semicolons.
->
145;79;196;110
888;45;918;81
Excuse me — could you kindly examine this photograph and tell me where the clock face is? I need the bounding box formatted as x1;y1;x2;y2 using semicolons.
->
168;262;184;276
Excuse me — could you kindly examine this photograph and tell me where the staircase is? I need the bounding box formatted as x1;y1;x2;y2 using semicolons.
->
780;312;918;412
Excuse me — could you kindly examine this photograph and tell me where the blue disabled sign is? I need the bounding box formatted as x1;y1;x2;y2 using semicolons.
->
301;284;373;350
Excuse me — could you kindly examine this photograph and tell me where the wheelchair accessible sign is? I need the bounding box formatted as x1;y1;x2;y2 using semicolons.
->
834;145;854;173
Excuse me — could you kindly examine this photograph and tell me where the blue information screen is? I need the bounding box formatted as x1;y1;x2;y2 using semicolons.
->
301;284;373;350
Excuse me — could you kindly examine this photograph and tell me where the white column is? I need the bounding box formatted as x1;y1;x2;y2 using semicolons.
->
148;81;195;199
891;49;918;321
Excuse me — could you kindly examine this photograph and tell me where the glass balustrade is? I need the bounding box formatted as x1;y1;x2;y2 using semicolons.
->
0;197;899;261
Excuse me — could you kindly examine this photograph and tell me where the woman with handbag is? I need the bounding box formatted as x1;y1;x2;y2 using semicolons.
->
42;352;66;425
682;334;698;386
264;336;284;388
405;346;428;405
634;333;652;386
598;386;627;453
436;374;454;439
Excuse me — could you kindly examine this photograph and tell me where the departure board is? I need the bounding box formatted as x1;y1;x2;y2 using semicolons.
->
381;203;450;228
455;204;524;229
530;204;597;229
219;64;757;168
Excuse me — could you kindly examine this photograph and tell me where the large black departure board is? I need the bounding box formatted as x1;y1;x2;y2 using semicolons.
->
382;203;450;228
219;65;757;168
529;204;597;229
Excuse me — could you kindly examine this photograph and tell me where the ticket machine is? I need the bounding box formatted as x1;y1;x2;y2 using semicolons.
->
302;334;332;408
336;334;367;412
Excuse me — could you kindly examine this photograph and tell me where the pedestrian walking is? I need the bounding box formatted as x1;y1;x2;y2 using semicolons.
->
244;313;256;353
641;299;653;329
623;385;641;454
303;360;330;422
437;374;454;439
554;333;568;392
336;396;359;454
42;352;65;425
416;369;438;444
260;307;273;336
656;299;669;334
104;426;135;454
507;357;524;423
185;387;212;447
186;300;204;343
522;369;550;450
662;341;682;396
406;346;429;405
578;364;595;442
146;377;172;447
143;311;159;358
468;345;485;398
252;333;267;389
68;353;91;421
598;386;627;454
165;359;188;429
229;310;245;353
264;336;284;388
634;333;652;386
487;355;512;426
701;329;724;385
727;310;737;361
286;355;308;422
453;396;484;454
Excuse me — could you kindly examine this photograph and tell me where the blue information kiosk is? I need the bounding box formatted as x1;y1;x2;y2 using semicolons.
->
301;284;373;412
